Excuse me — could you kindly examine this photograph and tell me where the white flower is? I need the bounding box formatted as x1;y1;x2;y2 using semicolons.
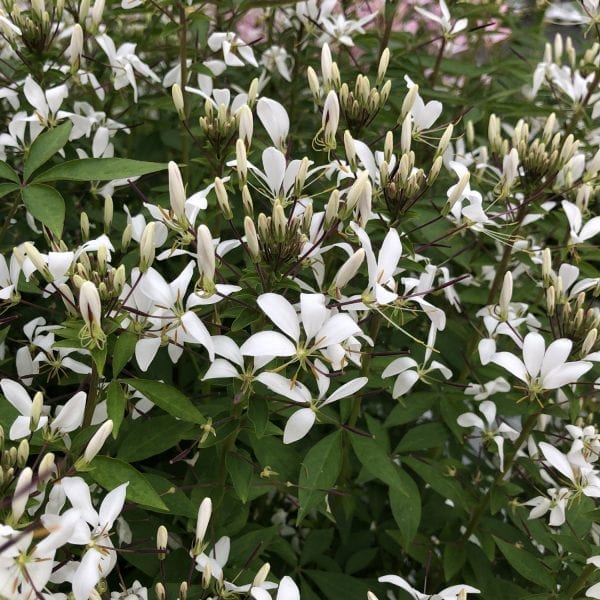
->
195;536;230;582
457;400;519;470
207;32;258;68
464;377;511;401
23;76;69;128
257;98;289;151
240;293;361;369
60;477;129;600
524;487;572;526
562;199;600;245
261;46;292;81
379;574;480;599
415;0;468;35
256;372;367;443
404;76;443;132
490;332;593;396
0;378;48;439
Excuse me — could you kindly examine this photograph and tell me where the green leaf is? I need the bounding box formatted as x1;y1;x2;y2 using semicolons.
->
226;450;254;503
21;184;65;237
125;379;205;424
298;431;343;524
389;470;421;546
403;456;469;510
117;416;194;462
89;456;168;511
106;381;126;438
0;183;19;199
24;121;73;181
350;433;407;494
0;161;19;184
112;331;137;378
304;570;382;600
395;422;448;453
248;396;269;437
34;157;167;183
494;536;554;590
443;543;466;580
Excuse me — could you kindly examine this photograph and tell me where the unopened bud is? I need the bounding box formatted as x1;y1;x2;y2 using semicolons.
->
242;185;253;216
344;130;357;170
499;272;512;316
321;43;333;88
466;121;474;147
30;392;44;432
401;84;418;120
377;48;390;84
322;91;339;148
247;78;259;108
121;223;133;252
294;157;310;197
542;248;552;284
213;177;231;220
11;467;33;522
446;171;470;211
236;139;247;186
91;0;104;25
195;497;212;550
428;155;443;184
238;104;253;147
307;66;320;101
325;189;340;226
103;196;113;233
16;439;29;468
69;24;84;69
202;561;212;588
582;328;597;356
38;452;55;484
546;285;555;316
251;563;270;589
23;242;50;281
155;583;166;600
172;84;185;119
273;204;286;239
437;123;453;156
197;224;215;284
345;171;370;214
82;420;113;464
334;248;365;291
139;222;156;273
179;582;188;600
168;161;186;221
157;525;168;560
401;113;412;155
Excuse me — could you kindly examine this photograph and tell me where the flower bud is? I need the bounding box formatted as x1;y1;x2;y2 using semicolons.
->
195;497;212;550
294;157;310;197
272;204;286;239
345;171;370;215
139;222;156;273
384;131;394;163
542;248;552;284
91;0;104;25
113;264;126;296
428;155;443;185
546;285;555;316
121;223;133;252
307;66;320;101
38;452;56;484
79;281;102;331
582;328;597;356
499;272;512;316
32;0;45;18
214;177;232;220
400;113;412;155
11;467;33;523
172;84;185;119
23;242;50;281
238;104;253;147
377;48;390;85
82;420;113;464
30;392;44;432
325;189;340;226
344;130;357;170
322;91;339;148
168;161;186;221
197;225;215;284
334;248;365;291
243;217;260;261
247;78;259;108
17;439;29;468
236;138;247;186
466;120;474;147
155;583;166;600
157;525;168;560
69;24;84;69
436;123;453;157
401;84;418;120
253;563;270;588
446;171;470;211
242;185;253;216
202;561;212;588
179;582;188;600
78;0;90;20
103;196;113;233
321;43;333;88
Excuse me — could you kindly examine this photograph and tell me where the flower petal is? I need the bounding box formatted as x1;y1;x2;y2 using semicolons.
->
240;331;297;357
540;338;572;379
522;332;545;378
283;408;316;444
257;293;300;342
542;361;592;389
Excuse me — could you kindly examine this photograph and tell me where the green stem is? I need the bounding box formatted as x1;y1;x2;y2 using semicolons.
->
83;364;100;429
179;2;190;180
459;412;539;544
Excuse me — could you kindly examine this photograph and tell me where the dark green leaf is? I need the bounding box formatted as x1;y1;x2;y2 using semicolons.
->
389;470;421;546
106;381;126;438
443;543;466;580
112;331;137;378
24;121;72;181
89;456;168;511
494;536;554;590
117;415;194;462
0;183;19;199
34;157;167;183
395;422;448;453
21;184;65;237
125;379;205;424
298;431;343;524
0;162;19;184
226;450;254;503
